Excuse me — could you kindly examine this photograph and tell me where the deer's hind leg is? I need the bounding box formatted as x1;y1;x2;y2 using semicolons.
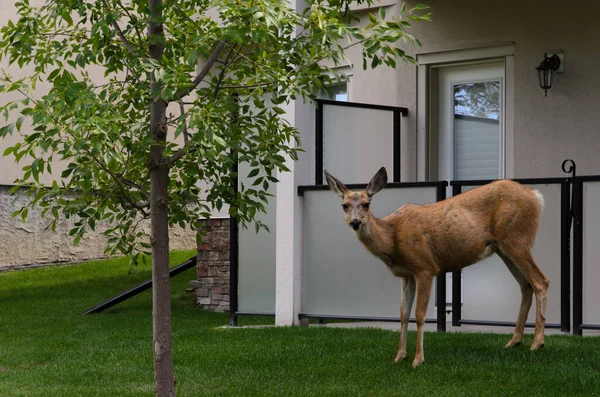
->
498;251;533;348
498;246;549;350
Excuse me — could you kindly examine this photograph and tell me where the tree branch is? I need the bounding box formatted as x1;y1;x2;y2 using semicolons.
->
101;0;140;58
178;100;190;146
212;44;238;101
295;38;367;75
167;44;238;167
173;41;226;101
166;143;192;167
114;0;145;47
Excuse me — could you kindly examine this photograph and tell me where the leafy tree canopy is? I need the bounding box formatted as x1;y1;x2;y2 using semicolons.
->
0;0;429;257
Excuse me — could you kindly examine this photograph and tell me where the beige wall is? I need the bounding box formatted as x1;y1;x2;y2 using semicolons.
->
0;186;196;267
325;0;600;180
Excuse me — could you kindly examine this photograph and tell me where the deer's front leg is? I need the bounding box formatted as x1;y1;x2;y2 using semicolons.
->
395;276;416;362
412;273;434;368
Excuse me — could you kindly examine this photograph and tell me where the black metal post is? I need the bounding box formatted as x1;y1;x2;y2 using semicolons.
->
451;184;462;327
393;110;401;183
229;211;239;327
560;181;571;333
229;97;240;327
315;101;324;185
572;180;583;336
436;184;447;332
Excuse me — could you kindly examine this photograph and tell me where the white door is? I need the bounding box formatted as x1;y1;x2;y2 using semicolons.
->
434;60;505;306
437;61;504;182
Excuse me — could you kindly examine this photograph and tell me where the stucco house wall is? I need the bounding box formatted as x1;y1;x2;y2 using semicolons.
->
0;185;197;268
321;0;600;181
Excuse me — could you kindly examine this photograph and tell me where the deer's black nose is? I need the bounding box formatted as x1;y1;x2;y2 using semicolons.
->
350;220;361;230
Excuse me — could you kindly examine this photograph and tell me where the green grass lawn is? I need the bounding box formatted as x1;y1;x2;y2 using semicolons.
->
1;252;599;396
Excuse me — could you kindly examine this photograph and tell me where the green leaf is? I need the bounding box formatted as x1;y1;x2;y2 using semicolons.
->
252;177;263;186
48;69;60;80
3;146;14;156
0;124;14;137
21;208;28;222
247;168;260;178
61;10;73;25
15;117;24;132
61;167;75;179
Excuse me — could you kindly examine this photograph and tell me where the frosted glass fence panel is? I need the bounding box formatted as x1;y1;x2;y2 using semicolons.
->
583;182;600;325
302;187;438;319
461;184;561;324
237;162;276;313
322;104;394;184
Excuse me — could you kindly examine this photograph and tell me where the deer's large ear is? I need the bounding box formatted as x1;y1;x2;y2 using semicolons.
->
366;167;387;197
324;170;349;199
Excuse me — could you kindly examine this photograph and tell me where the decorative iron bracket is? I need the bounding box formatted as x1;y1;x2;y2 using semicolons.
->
562;159;577;232
562;159;576;178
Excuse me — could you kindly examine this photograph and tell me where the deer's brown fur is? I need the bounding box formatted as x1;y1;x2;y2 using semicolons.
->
325;167;549;368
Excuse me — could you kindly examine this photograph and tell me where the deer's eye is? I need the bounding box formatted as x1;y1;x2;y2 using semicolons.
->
341;203;349;210
362;203;370;210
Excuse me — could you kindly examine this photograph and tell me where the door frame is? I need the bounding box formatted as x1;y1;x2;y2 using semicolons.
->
416;43;515;181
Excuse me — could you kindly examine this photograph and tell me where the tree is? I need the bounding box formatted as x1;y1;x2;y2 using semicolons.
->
0;0;430;395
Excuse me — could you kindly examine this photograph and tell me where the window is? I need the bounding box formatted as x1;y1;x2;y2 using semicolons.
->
319;82;348;102
453;80;501;180
431;60;505;182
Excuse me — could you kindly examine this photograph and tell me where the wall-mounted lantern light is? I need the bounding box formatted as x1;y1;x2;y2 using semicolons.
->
536;52;563;97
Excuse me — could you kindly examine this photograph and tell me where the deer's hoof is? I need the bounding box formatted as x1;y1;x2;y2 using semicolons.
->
530;341;545;350
394;351;406;362
505;339;522;348
411;356;424;368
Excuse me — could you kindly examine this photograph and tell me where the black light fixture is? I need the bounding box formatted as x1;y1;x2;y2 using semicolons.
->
536;53;561;97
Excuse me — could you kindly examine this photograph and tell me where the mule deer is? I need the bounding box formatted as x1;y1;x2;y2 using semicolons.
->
324;167;549;368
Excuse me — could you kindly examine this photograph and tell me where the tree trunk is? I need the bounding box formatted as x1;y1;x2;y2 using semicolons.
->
148;0;175;396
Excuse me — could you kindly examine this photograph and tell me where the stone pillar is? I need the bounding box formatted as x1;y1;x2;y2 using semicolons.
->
195;218;231;312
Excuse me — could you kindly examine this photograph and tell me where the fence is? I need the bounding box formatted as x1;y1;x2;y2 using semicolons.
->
573;176;600;334
229;173;600;335
297;182;447;330
449;178;569;331
228;101;599;335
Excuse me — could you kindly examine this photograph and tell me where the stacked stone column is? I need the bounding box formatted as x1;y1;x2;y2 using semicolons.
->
195;218;230;312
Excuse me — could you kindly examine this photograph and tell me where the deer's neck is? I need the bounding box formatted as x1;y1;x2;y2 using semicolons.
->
356;213;396;264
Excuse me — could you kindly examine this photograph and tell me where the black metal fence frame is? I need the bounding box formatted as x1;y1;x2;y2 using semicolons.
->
315;99;407;185
297;180;449;331
227;100;600;335
449;177;571;332
230;175;600;334
230;100;408;325
571;175;600;334
447;173;600;335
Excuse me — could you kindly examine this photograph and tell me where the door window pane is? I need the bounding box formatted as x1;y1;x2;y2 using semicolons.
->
453;81;501;180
